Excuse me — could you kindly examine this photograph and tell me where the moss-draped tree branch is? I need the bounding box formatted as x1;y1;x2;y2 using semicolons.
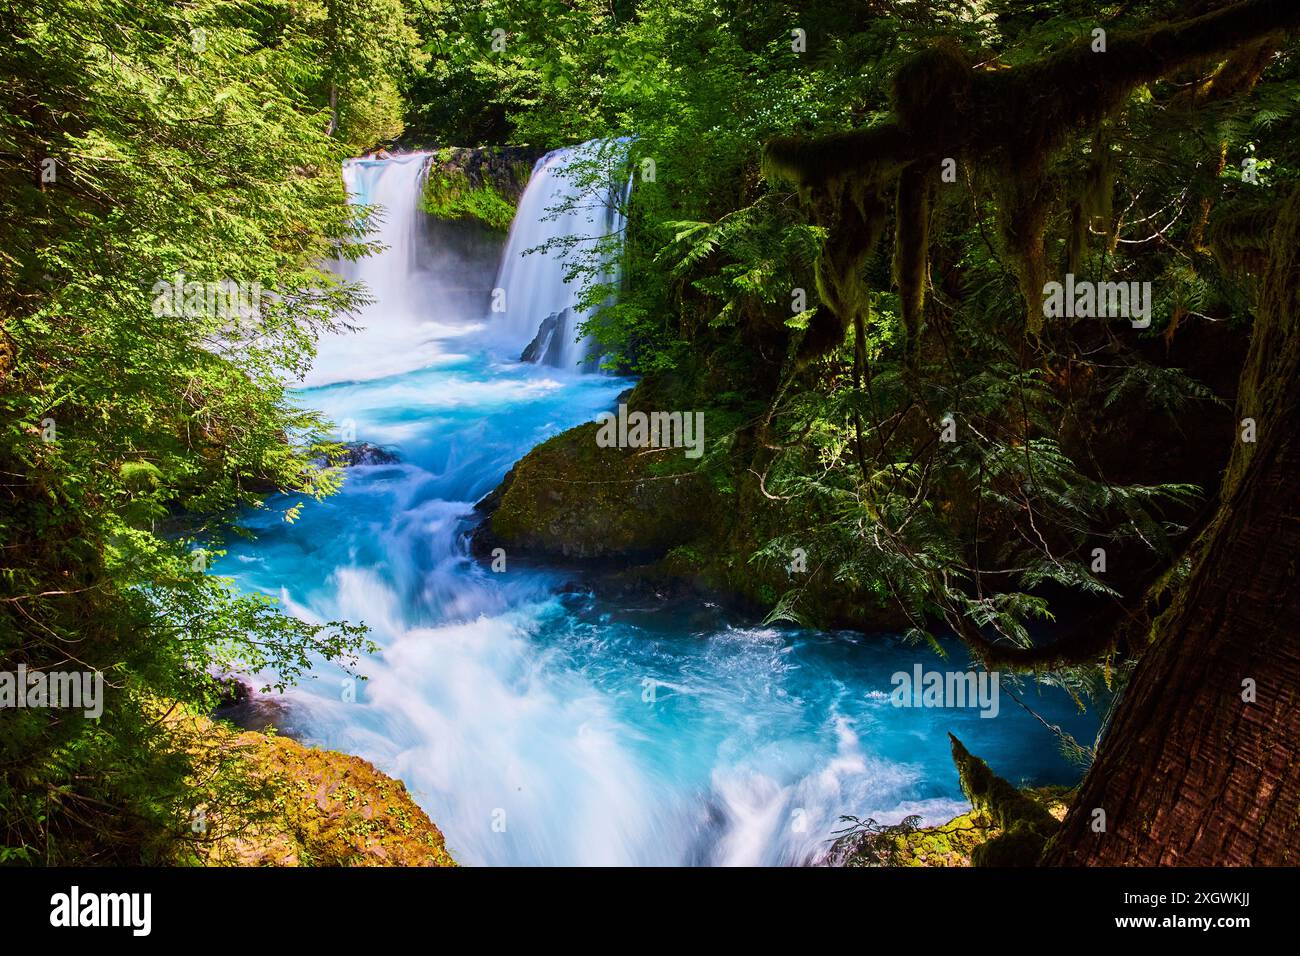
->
764;0;1300;363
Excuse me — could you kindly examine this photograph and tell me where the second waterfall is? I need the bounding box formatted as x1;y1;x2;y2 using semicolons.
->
490;139;632;370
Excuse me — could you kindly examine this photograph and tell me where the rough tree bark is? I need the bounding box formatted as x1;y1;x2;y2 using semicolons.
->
1045;189;1300;866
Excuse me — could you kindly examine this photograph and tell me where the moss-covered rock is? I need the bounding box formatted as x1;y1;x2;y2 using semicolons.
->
482;421;719;559
837;808;999;867
176;711;455;867
949;733;1061;866
831;785;1070;866
473;349;907;629
950;733;1058;831
420;146;538;231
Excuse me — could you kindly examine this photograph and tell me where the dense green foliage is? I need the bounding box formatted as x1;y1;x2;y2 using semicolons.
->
3;0;1297;864
0;0;418;862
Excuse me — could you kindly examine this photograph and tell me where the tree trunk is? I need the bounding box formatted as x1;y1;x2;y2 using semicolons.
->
1046;190;1300;866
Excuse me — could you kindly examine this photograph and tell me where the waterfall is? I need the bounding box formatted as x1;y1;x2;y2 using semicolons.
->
491;139;631;371
218;146;1098;867
307;152;500;388
339;153;432;322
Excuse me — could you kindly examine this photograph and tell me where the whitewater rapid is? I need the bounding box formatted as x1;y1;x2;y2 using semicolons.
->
219;147;1095;866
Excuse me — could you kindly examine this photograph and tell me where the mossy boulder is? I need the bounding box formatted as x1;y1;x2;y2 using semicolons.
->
421;146;539;231
222;732;455;867
474;345;907;629
176;711;455;867
481;420;720;560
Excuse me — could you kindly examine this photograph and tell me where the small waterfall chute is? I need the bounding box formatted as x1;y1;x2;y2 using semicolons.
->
491;138;632;371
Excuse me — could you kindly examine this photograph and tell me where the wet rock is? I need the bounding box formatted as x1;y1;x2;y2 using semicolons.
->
470;367;908;630
421;145;540;206
417;145;542;230
520;310;570;365
316;442;400;468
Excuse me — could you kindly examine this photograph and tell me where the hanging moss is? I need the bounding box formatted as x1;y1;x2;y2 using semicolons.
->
1174;35;1281;109
890;40;973;144
1206;199;1280;277
995;174;1053;335
949;733;1059;866
893;162;932;351
1066;201;1086;275
762;0;1300;354
1082;133;1115;235
762;125;911;199
1066;130;1115;273
797;179;889;368
1175;39;1281;248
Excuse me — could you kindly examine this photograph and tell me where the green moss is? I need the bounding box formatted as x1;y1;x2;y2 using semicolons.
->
972;821;1051;866
833;784;1071;866
763;2;1298;348
181;711;456;867
1206;198;1279;276
949;733;1060;866
831;808;996;866
487;421;717;559
421;168;517;231
893;161;931;351
950;733;1057;831
479;364;905;629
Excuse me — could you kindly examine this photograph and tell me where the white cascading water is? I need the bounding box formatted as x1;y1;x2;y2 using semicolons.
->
490;139;631;370
219;141;1095;866
309;153;494;388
